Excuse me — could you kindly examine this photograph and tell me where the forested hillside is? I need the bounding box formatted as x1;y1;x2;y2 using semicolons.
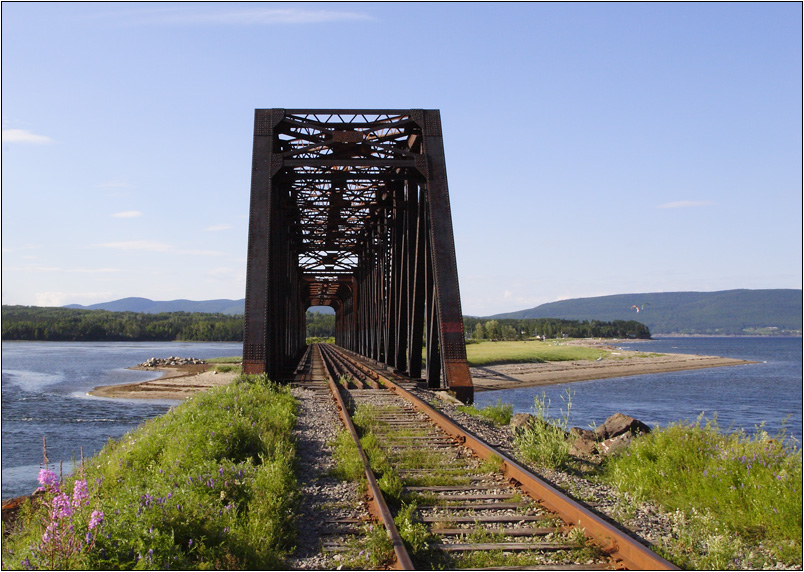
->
490;289;802;335
1;306;337;342
2;306;244;341
65;297;246;315
2;306;644;342
463;317;650;340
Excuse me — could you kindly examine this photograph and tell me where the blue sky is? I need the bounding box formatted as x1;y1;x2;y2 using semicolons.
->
2;2;801;316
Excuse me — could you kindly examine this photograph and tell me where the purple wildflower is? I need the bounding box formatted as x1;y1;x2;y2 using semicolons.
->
72;479;89;507
52;492;73;518
38;468;58;487
88;510;104;530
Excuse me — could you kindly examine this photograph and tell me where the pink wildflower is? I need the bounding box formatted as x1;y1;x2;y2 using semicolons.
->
37;468;58;487
88;510;104;530
51;491;73;518
72;479;89;507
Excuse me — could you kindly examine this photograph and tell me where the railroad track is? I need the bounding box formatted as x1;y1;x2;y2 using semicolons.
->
294;343;678;571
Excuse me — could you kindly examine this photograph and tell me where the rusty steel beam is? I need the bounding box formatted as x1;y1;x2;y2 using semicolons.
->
243;109;474;401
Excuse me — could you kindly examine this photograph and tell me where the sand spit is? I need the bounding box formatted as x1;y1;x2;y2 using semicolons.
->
89;364;239;401
88;342;755;400
471;351;753;392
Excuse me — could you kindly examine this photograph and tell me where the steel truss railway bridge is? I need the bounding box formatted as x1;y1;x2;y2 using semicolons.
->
243;109;474;403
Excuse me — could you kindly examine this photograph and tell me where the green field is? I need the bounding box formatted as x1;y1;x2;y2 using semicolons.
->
465;340;611;367
210;341;620;369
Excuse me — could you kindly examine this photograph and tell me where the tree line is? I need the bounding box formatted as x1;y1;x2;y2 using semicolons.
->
305;311;335;338
463;317;651;340
1;306;647;342
1;306;339;342
1;306;244;342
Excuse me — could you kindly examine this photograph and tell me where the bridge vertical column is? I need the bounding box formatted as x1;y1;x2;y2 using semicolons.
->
407;183;426;379
243;108;283;376
424;208;441;387
394;184;410;372
421;110;473;402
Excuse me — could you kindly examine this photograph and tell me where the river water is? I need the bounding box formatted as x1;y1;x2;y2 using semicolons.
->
1;341;242;500
475;336;802;443
2;337;801;500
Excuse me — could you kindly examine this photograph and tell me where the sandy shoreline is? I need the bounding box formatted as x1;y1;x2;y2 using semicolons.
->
88;364;239;401
88;342;756;400
470;352;753;392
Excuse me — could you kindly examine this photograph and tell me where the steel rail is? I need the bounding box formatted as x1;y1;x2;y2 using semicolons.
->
325;345;680;571
315;344;415;570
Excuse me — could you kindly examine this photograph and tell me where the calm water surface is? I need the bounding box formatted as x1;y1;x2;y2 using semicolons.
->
475;336;802;442
1;341;242;500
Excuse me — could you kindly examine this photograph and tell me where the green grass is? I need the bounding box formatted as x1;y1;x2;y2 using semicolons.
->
465;340;610;367
514;390;574;470
457;399;514;426
2;374;298;570
205;356;242;364
602;417;802;569
330;430;364;483
210;364;241;373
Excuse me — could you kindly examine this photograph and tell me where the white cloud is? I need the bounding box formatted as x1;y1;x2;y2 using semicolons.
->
95;240;226;257
7;265;121;273
658;200;715;209
96;179;132;189
205;267;246;283
35;292;113;307
177;249;225;257
97;240;171;252
125;7;374;26
204;224;231;231
9;265;62;273
2;129;53;144
112;210;143;218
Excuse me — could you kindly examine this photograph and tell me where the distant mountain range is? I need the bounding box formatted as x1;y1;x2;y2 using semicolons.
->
487;289;802;336
64;297;335;315
65;297;246;315
63;289;801;335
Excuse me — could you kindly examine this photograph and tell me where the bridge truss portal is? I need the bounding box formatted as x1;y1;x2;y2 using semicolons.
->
243;109;473;403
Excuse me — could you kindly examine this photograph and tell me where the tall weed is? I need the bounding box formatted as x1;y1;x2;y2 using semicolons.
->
514;390;573;469
603;416;802;567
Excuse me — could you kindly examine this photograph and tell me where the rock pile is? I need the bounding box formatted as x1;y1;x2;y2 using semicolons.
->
139;356;205;367
510;411;651;459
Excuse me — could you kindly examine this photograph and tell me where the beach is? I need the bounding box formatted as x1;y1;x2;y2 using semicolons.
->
470;351;752;392
88;342;754;399
89;363;239;400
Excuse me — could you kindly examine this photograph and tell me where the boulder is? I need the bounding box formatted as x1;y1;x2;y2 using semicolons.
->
599;432;634;456
594;412;651;441
510;413;534;433
570;434;599;457
568;427;598;457
569;426;595;440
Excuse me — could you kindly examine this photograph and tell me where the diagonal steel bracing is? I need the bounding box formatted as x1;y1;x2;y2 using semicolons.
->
243;109;473;402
